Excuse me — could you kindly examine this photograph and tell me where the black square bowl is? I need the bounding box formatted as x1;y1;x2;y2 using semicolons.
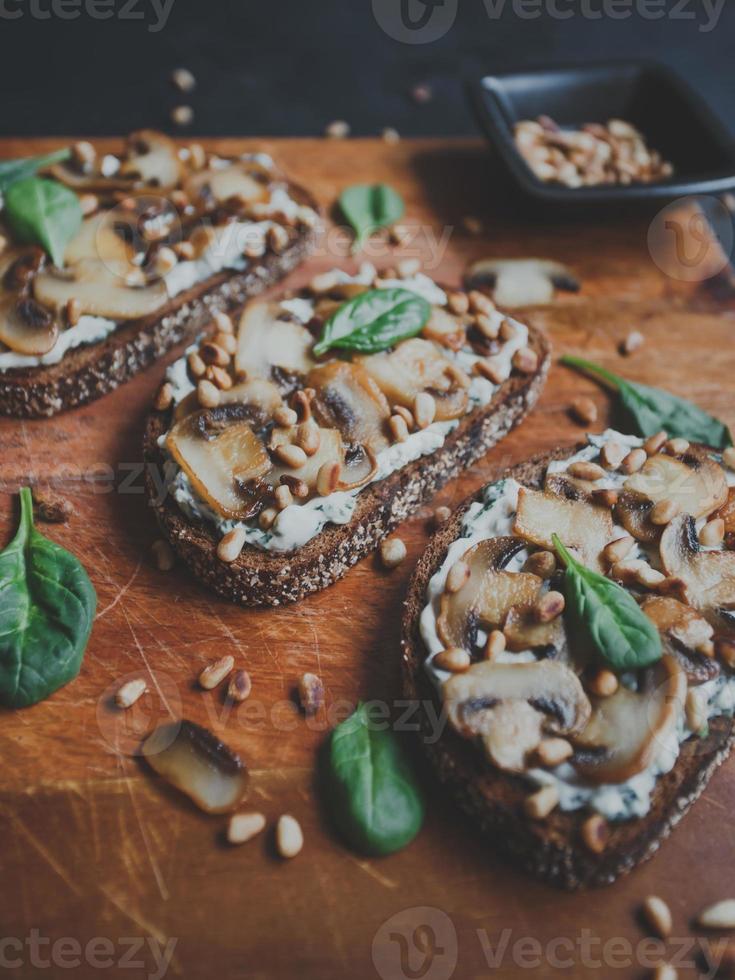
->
471;61;735;205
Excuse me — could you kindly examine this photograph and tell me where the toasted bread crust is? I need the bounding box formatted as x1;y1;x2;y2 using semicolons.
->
0;184;318;418
142;323;550;606
400;444;735;889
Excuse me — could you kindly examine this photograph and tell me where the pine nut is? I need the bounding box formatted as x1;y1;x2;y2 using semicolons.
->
197;379;221;408
267;225;289;253
65;297;81;327
171;104;194;127
213;331;237;355
79;192;98;216
468;289;494;314
188;350;206;377
475;313;499;339
153;246;177;276
620;329;644;355
475;357;506;384
397;257;421;278
212;311;234;334
447;291;469;315
217;528;246;563
523;550;556;578
651;964;677;980
274;443;307;468
700;518;725;547
446;560;470;594
174;240;195;260
588;669;618;698
434;647;471;672
296;422;320;456
276;814;304;858
275;485;293;510
115;678;147;709
636;564;666;588
568;460;606;481
485;630;506;660
309;271;339;293
413;392;436;429
273;406;298;427
200;342;231;367
207;365;233;390
650;499;680;525
392;405;415;429
389;414;409;443
380;538;407;569
622;448;647;473
259;507;278;530
536;591;565;622
154;382;174;411
280;475;309;499
72;139;96;168
317;461;341;496
685;688;707;732
151;538;175;572
641;895;673;939
298;672;324;716
723;447;735;470
536;738;574;768
644;430;668;455
227;812;265;845
600;441;627;469
524;784;559;820
592;488;619;508
227;669;252;703
512;346;539;374
389;220;409;241
433;506;452;527
462;215;483;235
198;655;234;690
570;396;597;426
497;318;515;342
665;437;689;455
581;813;610;853
697;899;735;929
603;536;636;564
697;639;715;658
611;558;646;582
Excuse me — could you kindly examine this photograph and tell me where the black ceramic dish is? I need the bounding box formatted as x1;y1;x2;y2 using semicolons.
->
471;61;735;205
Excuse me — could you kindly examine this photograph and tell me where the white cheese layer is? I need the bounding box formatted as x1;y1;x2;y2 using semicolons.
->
163;264;528;553
419;429;735;820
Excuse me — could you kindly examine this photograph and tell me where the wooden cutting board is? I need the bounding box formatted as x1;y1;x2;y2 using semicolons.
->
1;137;734;980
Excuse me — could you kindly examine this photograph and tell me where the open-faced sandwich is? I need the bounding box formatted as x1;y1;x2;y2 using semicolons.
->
0;131;319;417
144;263;550;605
403;428;735;888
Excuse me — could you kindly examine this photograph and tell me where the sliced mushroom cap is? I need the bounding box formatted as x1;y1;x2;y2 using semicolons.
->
572;655;686;784
624;449;728;521
118;130;184;190
421;306;467;351
641;595;718;684
465;258;579;308
660;514;735;632
545;470;602;504
173;377;283;423
616;490;659;544
443;659;591;772
513;487;614;572
503;603;567;658
235;300;316;381
34;258;168;320
0;295;59;355
437;536;537;650
714;487;735;549
184;161;270;212
166;408;271;519
357;337;470;422
64;211;134;266
308;361;391;454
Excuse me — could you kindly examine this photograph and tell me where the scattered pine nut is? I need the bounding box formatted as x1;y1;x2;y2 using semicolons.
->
512;346;539;374
298;672;324;716
295;422;320;457
397;257;421;278
685;688;707;732
636;564;666;588
217;528;247;563
650;499;681;525
700;518;725;547
536;591;565;622
188;350;206;378
523;550;556;578
171;105;194;127
171;67;196;92
413;392;436;429
485;630;506;660
153;246;177;276
434;647;471;673
499;319;517;342
475;357;505;385
197;379;221;408
475;313;499;339
461;214;483;236
267;225;289;253
392;404;414;429
644;430;668;455
227;811;265;845
308;270;339;294
115;678;147;709
524;784;559;820
316;461;341;496
198;655;235;691
603;536;636;565
697;899;735;929
274;406;298;427
389;414;410;443
600;441;627;469
79;193;99;216
389;224;410;246
382;127;400;144
154;382;174;411
207;365;233;390
581;813;610;853
213;310;234;334
570;396;597;426
65;297;81;327
276;814;304;858
723;447;735;470
665;437;689;455
259;507;278;530
227;669;252;703
468;290;494;315
620;330;644;355
568;460;606;481
213;331;237;355
588;669;619;698
535;738;573;768
275;484;294;511
446;291;469;315
380;537;407;569
446;560;470;594
325;120;350;139
641;895;673;939
200;342;231;367
274;443;308;468
151;538;175;572
622;447;647;473
651;964;677;980
281;475;309;499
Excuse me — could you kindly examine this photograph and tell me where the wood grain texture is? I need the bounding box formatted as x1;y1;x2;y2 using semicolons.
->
1;137;734;980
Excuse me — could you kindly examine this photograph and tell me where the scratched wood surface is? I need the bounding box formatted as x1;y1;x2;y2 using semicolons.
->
1;138;734;980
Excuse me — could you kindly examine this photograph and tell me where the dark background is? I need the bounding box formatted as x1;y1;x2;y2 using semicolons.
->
2;0;735;138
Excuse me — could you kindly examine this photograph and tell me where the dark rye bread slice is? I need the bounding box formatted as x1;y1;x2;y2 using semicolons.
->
0;183;318;419
142;323;550;606
401;443;735;890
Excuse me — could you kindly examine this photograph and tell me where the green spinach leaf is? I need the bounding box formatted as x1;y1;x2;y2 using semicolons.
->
553;534;661;673
561;354;732;448
0;148;70;194
5;177;82;267
323;702;424;856
313;287;430;356
339;183;404;252
0;487;96;708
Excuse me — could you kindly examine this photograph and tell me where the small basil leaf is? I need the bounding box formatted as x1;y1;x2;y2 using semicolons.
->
339;183;404;252
561;355;732;449
553;534;661;672
0;487;96;708
0;148;70;194
313;287;430;356
5;177;82;267
324;703;424;856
